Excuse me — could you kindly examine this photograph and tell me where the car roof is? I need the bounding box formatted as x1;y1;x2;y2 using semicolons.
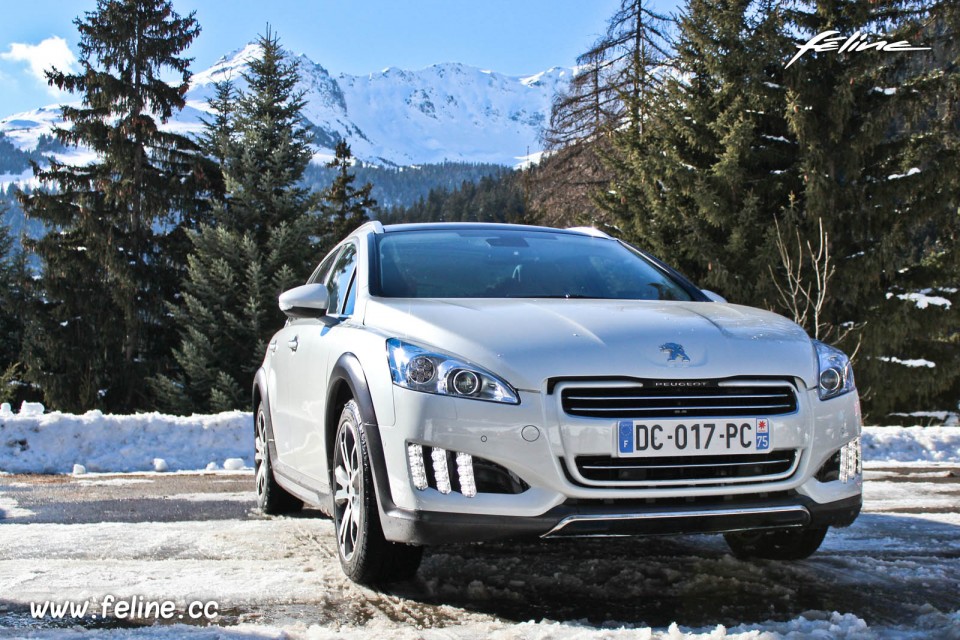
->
378;222;612;238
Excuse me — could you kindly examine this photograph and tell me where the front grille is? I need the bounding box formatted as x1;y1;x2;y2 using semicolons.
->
561;381;798;419
568;450;799;486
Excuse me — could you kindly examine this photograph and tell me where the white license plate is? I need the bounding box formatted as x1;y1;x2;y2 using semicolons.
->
615;419;771;457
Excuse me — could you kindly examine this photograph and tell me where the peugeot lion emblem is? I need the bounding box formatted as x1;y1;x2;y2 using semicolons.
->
660;342;691;365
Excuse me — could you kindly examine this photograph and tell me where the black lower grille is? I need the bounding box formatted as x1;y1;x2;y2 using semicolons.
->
561;381;798;419
420;446;529;494
571;450;798;484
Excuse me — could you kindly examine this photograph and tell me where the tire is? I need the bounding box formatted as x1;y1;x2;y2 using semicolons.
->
254;403;303;515
724;525;828;560
332;399;423;585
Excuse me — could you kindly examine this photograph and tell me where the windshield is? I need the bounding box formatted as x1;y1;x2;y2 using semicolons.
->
375;228;695;301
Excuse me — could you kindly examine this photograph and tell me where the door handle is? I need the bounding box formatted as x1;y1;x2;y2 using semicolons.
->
287;336;299;352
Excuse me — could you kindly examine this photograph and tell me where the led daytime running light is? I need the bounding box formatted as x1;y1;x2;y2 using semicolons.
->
407;443;428;490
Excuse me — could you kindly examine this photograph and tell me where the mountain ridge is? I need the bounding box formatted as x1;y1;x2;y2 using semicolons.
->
0;44;571;173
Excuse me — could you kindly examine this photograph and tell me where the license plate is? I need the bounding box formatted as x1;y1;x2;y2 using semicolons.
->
616;419;771;457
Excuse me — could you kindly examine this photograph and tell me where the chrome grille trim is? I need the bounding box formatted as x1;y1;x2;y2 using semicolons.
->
561;379;798;419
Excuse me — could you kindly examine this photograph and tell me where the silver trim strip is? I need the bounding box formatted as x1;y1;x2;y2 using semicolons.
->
542;505;810;538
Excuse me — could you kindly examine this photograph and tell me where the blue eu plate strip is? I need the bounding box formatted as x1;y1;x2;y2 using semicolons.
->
618;420;634;454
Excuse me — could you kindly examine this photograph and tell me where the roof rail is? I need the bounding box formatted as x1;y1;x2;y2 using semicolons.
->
566;226;613;239
358;220;385;234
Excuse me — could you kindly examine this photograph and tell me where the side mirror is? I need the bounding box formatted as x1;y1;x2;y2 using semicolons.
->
701;289;727;303
279;283;329;319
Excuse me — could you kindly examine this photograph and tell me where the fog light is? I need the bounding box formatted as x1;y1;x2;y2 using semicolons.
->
407;355;436;384
839;437;861;483
456;452;476;498
407;443;428;490
431;447;451;494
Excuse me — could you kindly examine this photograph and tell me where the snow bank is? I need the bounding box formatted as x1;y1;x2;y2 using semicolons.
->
0;408;251;474
1;406;958;474
862;426;960;464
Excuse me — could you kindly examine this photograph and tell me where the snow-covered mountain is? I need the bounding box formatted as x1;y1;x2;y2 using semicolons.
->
0;43;572;171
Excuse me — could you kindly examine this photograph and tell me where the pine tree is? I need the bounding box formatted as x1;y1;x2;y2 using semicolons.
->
153;28;320;413
321;141;376;250
534;0;672;227
17;0;212;411
225;27;316;245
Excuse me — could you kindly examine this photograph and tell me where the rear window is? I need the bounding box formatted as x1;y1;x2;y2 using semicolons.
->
375;229;694;301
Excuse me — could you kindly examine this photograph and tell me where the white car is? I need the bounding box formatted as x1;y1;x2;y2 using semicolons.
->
254;222;862;585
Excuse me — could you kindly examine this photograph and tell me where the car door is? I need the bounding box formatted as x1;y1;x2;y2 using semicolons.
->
270;248;341;470
283;242;359;486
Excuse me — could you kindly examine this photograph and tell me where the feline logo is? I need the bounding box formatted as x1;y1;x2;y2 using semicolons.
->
786;30;930;69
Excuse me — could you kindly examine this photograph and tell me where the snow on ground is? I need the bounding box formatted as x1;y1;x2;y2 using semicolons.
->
1;403;958;474
3;611;959;639
0;494;34;518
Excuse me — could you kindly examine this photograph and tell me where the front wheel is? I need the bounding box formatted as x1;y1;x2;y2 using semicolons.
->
724;525;828;560
332;400;422;585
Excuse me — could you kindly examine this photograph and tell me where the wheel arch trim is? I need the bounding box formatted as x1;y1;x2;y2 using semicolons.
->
327;353;401;523
252;367;279;461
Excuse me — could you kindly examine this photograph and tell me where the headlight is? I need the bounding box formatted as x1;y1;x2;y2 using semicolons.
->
813;340;856;400
386;338;520;404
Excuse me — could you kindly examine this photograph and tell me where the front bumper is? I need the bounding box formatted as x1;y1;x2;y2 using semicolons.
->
371;382;862;545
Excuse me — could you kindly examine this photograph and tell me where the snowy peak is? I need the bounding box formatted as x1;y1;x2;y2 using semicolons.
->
190;42;261;86
520;66;573;87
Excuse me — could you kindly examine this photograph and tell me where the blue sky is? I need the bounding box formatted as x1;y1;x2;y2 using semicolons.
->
0;0;681;117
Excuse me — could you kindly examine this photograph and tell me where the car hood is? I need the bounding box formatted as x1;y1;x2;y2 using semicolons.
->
364;298;817;391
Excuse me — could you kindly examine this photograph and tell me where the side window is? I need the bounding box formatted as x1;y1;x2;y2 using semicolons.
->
342;272;358;317
326;243;358;315
307;248;341;285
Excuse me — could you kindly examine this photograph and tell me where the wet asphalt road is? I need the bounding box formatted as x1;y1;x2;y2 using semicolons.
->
0;472;254;524
1;467;959;633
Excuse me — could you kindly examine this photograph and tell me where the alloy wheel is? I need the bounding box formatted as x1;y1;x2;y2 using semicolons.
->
255;410;268;500
334;420;363;560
